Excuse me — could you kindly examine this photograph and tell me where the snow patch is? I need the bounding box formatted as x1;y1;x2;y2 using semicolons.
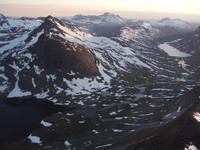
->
63;77;107;95
92;130;99;134
112;129;123;132
8;80;32;98
185;144;198;150
193;112;200;122
34;65;43;75
40;120;52;127
64;140;72;147
28;134;42;144
0;85;8;92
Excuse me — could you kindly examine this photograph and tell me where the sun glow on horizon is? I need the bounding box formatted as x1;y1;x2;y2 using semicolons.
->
0;0;200;21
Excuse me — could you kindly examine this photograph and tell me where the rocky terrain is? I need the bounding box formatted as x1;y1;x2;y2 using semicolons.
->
0;13;200;149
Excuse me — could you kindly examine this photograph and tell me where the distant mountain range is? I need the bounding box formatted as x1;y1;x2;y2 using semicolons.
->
149;17;193;29
67;12;125;25
0;12;199;100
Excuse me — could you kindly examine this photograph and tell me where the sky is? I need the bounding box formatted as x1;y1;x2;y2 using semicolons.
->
0;0;200;22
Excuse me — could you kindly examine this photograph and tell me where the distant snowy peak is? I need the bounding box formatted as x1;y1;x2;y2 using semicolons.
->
0;13;10;28
69;12;125;25
0;13;7;21
0;13;5;19
99;12;124;25
195;26;200;35
150;18;192;30
113;22;161;43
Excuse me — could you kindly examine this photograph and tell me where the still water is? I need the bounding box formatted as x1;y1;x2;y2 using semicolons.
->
158;43;192;57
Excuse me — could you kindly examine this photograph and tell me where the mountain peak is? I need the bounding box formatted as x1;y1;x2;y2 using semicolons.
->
101;12;122;18
0;13;6;19
160;17;171;22
44;15;65;27
102;12;112;16
25;15;66;43
195;26;200;34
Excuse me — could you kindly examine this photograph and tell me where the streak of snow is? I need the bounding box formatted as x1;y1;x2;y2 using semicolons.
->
9;62;20;70
112;129;123;132
35;89;49;99
32;78;36;87
0;74;8;80
177;106;181;112
24;30;44;49
96;144;112;149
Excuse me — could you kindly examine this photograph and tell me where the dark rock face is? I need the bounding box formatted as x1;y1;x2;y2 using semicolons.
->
195;26;200;35
0;14;9;26
26;15;99;77
1;87;200;150
29;33;99;77
26;16;99;77
124;86;200;150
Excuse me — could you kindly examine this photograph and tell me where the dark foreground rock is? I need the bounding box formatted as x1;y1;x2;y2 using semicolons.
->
0;87;200;150
125;86;200;150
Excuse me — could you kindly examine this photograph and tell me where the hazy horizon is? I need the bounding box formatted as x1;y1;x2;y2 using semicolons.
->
0;0;200;22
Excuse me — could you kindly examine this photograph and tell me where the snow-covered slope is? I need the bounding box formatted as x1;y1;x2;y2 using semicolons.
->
0;14;42;33
0;13;43;49
0;15;199;105
0;15;106;100
112;21;161;48
0;15;162;102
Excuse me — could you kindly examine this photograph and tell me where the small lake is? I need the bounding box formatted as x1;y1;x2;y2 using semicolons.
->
158;43;192;57
0;97;68;144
